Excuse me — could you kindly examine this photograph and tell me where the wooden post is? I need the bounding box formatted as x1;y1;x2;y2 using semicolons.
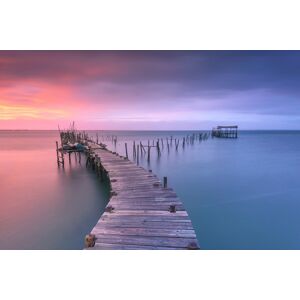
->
175;139;179;150
133;141;136;158
85;234;96;248
100;164;104;181
86;151;90;168
61;148;64;167
163;176;167;188
140;142;143;155
147;145;151;162
56;141;59;166
137;145;139;164
125;143;128;159
56;141;64;167
169;204;176;213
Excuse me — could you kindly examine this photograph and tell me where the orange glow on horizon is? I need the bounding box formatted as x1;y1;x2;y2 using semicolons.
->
0;81;83;127
0;103;66;120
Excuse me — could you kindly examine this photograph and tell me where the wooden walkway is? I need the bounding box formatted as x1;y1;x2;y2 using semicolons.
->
84;143;200;250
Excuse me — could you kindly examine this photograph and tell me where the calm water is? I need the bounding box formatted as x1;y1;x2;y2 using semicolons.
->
0;131;110;249
90;130;300;250
1;130;300;249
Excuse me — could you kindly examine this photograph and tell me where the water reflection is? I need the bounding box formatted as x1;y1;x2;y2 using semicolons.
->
0;131;109;250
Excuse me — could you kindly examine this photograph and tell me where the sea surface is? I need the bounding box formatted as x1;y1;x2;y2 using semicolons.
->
0;130;110;249
1;130;300;249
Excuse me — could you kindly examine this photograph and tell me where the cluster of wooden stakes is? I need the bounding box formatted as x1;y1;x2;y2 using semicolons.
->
56;131;211;168
122;132;211;163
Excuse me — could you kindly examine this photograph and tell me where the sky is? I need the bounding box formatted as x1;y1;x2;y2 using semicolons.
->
1;50;300;130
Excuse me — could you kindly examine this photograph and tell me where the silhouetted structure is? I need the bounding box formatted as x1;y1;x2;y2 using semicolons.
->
212;125;238;138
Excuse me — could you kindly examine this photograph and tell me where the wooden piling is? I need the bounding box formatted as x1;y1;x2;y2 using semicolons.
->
133;141;136;158
157;139;161;156
125;143;128;159
163;176;167;188
175;139;179;150
147;145;151;162
56;141;59;166
56;141;64;167
140;142;143;155
140;142;146;154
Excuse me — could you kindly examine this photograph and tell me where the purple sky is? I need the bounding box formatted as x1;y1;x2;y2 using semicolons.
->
1;50;300;129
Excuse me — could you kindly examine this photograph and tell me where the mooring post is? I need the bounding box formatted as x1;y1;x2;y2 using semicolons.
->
85;234;96;248
140;142;143;155
125;143;128;159
163;176;167;188
169;204;176;213
86;151;90;168
157;139;160;156
56;141;59;166
137;145;139;164
61;149;64;167
147;145;151;162
133;141;136;158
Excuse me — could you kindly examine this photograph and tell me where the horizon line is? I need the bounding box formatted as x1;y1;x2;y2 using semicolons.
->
1;128;300;131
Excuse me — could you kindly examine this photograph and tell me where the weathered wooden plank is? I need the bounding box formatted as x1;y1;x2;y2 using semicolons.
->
99;215;192;222
90;243;183;250
101;210;188;216
94;235;198;248
95;222;194;230
84;143;199;250
92;227;196;238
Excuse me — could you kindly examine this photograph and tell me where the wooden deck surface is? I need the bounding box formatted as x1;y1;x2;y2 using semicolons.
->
85;143;199;250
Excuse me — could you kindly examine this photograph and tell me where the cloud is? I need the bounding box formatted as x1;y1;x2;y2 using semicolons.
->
1;50;300;129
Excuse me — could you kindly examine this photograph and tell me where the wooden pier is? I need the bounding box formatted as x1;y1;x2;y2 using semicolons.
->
84;142;199;250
